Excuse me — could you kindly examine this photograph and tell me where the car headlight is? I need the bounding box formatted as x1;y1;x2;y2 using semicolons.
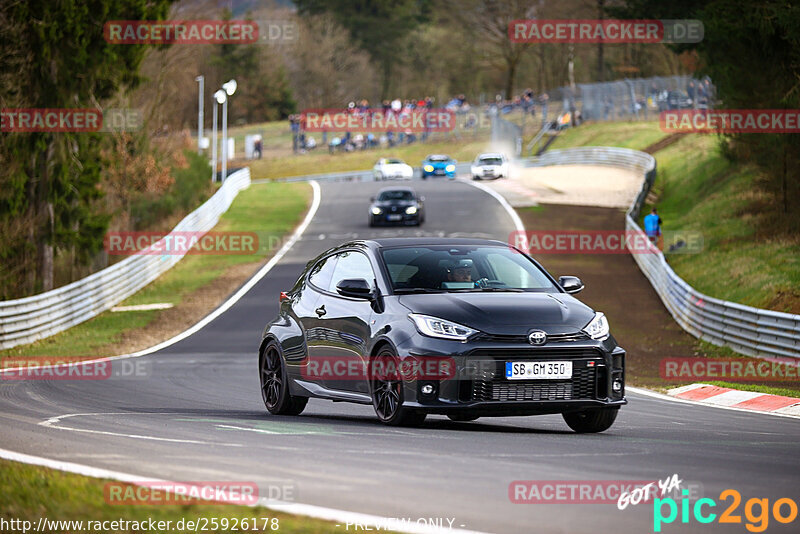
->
445;164;455;172
371;206;382;215
583;312;609;340
409;313;477;341
405;206;417;215
423;165;434;172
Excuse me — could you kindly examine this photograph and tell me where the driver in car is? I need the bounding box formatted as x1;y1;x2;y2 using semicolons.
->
446;259;473;282
444;259;488;287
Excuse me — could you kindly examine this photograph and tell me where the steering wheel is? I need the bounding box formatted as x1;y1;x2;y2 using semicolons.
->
475;279;508;288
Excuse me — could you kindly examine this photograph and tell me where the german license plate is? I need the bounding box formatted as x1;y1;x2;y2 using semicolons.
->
387;214;402;221
505;361;572;380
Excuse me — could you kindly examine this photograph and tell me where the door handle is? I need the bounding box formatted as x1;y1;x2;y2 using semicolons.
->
315;305;326;317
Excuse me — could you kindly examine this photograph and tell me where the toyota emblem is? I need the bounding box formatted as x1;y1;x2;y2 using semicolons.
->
528;330;547;345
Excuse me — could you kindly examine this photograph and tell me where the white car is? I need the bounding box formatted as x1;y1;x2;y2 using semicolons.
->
374;158;414;180
471;153;509;180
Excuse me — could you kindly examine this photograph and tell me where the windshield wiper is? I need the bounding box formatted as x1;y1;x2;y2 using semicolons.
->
449;287;525;293
393;288;445;294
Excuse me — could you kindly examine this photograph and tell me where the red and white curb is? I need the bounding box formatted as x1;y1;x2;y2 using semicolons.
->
668;384;800;417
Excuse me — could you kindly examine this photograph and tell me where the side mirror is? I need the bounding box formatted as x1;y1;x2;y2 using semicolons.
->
336;278;373;299
419;196;425;202
370;196;375;202
558;276;584;294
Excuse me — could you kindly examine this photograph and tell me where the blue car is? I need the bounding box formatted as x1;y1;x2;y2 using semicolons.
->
421;154;457;179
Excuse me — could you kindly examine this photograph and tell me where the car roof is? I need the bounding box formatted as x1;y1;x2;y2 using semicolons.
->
425;154;450;159
377;186;415;193
364;237;508;248
477;153;504;158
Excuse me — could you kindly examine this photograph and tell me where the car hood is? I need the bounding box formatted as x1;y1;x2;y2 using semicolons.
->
397;292;595;335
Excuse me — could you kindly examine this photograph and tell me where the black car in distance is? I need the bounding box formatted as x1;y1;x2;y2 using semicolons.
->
259;238;626;432
368;187;425;226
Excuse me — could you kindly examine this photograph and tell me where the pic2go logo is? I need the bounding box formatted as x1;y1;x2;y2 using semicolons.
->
653;489;798;532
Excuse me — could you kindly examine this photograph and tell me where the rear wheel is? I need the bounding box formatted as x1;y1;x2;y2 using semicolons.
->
562;407;618;433
371;348;426;427
260;341;307;416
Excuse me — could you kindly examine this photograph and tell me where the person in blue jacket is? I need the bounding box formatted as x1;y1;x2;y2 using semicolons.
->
644;207;663;245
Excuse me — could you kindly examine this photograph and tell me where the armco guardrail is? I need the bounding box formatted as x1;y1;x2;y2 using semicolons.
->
0;168;251;350
524;146;800;360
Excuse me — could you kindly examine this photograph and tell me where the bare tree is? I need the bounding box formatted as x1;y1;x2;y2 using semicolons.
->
444;0;538;99
282;14;377;108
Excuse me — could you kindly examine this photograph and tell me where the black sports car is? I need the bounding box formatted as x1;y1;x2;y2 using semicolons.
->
368;187;425;226
258;238;626;432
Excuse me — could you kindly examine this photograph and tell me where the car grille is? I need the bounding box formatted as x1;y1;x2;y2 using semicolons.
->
462;349;602;402
473;332;590;343
471;367;596;402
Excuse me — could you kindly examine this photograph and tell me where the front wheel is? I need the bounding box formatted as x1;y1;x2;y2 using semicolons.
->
260;341;308;416
562;407;618;433
371;349;426;427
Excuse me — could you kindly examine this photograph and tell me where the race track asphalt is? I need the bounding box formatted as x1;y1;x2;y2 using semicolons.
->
1;178;799;534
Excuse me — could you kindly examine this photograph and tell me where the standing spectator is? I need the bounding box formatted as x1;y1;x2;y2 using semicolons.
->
687;81;696;108
290;115;300;153
644;208;663;246
254;138;263;159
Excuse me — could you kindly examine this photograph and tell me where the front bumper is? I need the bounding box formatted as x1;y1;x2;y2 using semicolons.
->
394;336;626;416
423;168;455;178
473;168;504;179
371;212;420;225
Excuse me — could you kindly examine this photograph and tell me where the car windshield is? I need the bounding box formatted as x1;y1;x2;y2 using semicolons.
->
385;158;404;164
381;245;557;292
378;190;415;201
478;157;503;165
428;155;449;162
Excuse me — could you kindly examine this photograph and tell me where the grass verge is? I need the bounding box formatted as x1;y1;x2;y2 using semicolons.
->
640;134;800;313
0;182;311;360
545;120;670;152
0;459;342;534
